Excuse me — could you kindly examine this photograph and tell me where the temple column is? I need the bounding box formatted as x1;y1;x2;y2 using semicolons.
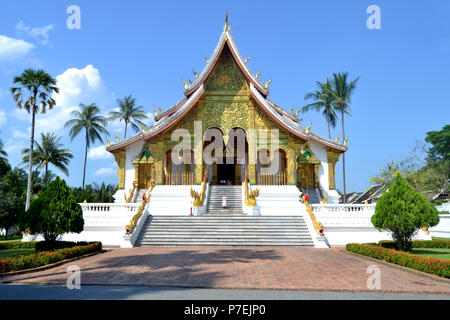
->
327;151;341;190
113;151;126;189
247;100;257;184
194;137;203;185
287;137;298;185
153;141;165;185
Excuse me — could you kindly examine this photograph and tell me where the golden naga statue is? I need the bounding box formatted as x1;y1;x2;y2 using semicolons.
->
343;137;349;146
289;106;294;113
244;57;250;63
105;137;111;147
204;56;210;63
255;71;261;79
295;108;301;118
305;124;312;134
192;69;198;78
114;134;120;142
264;79;272;89
139;124;147;134
153;106;158;116
334;136;341;143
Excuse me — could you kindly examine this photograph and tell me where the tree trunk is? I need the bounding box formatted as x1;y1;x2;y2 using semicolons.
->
25;109;36;211
44;162;48;186
124;122;128;139
341;108;347;204
326;107;331;139
82;128;88;190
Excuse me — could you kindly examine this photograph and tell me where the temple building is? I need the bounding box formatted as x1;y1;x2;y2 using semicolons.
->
106;18;346;205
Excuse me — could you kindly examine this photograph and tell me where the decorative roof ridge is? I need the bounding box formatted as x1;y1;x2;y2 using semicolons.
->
265;98;298;122
184;24;269;96
154;96;188;122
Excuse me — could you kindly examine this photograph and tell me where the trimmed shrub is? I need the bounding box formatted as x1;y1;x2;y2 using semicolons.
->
35;241;91;252
371;173;440;251
0;242;102;273
0;241;37;250
346;243;450;278
379;240;450;249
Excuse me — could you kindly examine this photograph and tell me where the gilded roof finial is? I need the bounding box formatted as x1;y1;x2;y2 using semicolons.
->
114;134;120;142
264;79;272;89
105;137;111;147
140;124;147;134
305;124;312;135
334;136;341;143
255;72;261;79
204;56;210;63
244;57;250;63
289;106;294;113
181;79;189;90
153;106;159;116
158;107;162;113
343;137;348;146
295;109;301;118
192;69;198;78
225;11;229;30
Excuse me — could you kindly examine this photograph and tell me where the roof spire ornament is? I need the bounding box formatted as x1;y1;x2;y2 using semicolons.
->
264;79;272;89
192;69;198;78
105;137;111;147
343;138;348;146
114;134;120;142
225;11;229;30
305;124;312;135
244;57;250;63
295;109;301;118
204;56;210;63
334;136;340;143
153;106;159;116
289;106;294;113
255;72;261;79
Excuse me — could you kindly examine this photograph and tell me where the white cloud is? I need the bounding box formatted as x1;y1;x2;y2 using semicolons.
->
94;167;115;176
0;35;34;61
4;138;22;156
15;21;54;46
12;129;28;139
88;145;112;160
0;109;6;126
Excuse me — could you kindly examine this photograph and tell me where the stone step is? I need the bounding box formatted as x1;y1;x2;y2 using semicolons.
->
137;241;314;246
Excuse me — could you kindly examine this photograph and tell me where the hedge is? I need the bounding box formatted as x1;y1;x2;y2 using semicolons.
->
0;242;102;273
346;243;450;278
0;241;97;251
0;241;37;250
378;240;450;249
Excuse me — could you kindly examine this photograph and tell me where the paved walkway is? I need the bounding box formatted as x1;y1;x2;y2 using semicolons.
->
1;247;449;294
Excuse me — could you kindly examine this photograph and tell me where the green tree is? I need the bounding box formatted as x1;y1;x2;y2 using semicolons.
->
0;133;7;161
108;95;148;139
21;132;73;186
92;182;117;203
64;103;109;190
0;135;10;176
23;177;84;242
303;79;338;139
326;72;360;203
371;173;440;251
425;124;450;162
10;69;59;211
0;168;27;239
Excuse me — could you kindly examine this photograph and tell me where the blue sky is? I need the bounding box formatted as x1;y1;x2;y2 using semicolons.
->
0;0;449;192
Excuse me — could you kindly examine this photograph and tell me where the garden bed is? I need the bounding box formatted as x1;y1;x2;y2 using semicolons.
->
0;241;102;274
346;242;450;279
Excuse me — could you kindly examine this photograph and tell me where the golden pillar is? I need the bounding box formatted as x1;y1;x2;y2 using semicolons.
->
247;100;257;184
153;142;165;185
327;151;341;190
194;136;203;185
113;151;126;189
287;137;299;185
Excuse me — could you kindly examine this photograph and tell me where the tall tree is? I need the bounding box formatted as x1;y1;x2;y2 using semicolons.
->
21;132;73;186
425;124;450;162
108;95;148;139
65;103;109;190
10;69;59;211
326;72;360;203
303;79;337;139
0;133;7;161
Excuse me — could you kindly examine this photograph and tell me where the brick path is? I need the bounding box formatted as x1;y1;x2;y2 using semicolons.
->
2;247;449;294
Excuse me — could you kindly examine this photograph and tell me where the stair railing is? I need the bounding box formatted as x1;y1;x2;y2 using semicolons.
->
244;172;259;207
125;180;155;235
303;194;324;236
317;183;328;204
124;181;137;203
190;171;208;207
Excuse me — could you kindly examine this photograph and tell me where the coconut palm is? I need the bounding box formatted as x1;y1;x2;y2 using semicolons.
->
21;132;73;186
65;103;109;190
10;69;59;210
326;72;360;203
108;95;148;139
303;79;338;139
0;134;7;161
92;182;117;203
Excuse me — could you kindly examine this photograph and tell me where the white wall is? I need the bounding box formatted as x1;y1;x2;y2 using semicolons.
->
124;140;144;192
308;140;329;192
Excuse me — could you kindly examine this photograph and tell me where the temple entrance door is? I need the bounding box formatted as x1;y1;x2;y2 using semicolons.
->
298;164;315;189
217;157;235;185
138;164;152;189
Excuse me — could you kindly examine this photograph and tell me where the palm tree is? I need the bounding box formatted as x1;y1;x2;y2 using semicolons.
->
0;134;7;161
65;103;109;190
10;69;59;211
21;132;73;186
303;79;338;139
108;95;148;139
92;182;117;203
326;72;360;203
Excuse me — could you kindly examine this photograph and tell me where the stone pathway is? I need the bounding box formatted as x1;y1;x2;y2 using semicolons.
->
1;247;449;294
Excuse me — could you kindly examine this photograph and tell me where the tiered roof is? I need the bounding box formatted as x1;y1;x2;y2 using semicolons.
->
106;21;347;153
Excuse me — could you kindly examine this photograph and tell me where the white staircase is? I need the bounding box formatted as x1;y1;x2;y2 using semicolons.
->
206;185;243;215
135;215;314;246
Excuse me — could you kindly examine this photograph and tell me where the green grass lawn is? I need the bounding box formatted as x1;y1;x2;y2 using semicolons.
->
0;249;35;259
411;248;450;260
432;237;450;241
